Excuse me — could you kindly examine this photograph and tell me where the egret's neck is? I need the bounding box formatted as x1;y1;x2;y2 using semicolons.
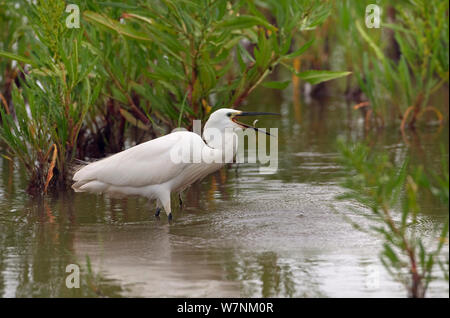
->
202;126;238;157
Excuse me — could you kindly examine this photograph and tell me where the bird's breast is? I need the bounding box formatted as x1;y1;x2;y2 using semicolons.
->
170;162;224;192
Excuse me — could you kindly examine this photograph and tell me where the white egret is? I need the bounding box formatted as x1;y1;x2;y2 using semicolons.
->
72;108;278;220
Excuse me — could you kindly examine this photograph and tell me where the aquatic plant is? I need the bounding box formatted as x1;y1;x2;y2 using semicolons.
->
298;0;449;129
81;0;349;127
0;0;102;193
337;140;449;297
0;3;20;108
352;0;448;129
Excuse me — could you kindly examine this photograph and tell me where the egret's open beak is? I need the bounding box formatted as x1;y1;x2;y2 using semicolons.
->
231;111;280;136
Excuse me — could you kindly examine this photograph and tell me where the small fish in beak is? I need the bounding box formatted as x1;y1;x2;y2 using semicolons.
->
231;111;280;136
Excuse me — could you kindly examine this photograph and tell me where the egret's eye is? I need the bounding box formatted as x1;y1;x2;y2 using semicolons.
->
226;112;232;117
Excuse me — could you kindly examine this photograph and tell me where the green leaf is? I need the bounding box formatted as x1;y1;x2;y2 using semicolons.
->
255;28;271;68
284;39;315;59
296;70;351;85
122;13;153;25
119;108;149;130
262;80;290;89
438;218;449;251
356;20;385;61
216;15;277;32
383;243;400;265
0;51;35;66
98;2;138;9
83;11;152;42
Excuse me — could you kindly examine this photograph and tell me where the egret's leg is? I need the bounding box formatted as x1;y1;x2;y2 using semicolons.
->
155;199;162;217
178;193;183;209
160;191;172;221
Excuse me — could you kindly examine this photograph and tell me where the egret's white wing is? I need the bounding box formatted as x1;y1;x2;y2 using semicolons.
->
73;131;203;189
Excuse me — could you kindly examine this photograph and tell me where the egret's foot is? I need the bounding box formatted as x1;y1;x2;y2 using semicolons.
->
168;213;173;222
179;194;183;209
155;207;161;217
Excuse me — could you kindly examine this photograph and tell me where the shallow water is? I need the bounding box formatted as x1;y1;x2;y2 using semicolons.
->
0;88;448;297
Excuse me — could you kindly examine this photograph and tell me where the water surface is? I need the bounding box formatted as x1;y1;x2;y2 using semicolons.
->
0;88;448;297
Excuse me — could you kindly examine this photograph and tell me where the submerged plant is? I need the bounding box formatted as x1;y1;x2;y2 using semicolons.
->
336;139;449;298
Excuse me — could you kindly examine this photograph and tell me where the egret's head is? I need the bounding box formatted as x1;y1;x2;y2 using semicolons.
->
204;108;279;136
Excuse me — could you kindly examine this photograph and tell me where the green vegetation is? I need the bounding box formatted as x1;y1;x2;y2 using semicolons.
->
337;140;449;298
326;0;449;129
0;0;448;298
355;1;448;129
0;0;349;193
1;2;101;194
327;1;449;296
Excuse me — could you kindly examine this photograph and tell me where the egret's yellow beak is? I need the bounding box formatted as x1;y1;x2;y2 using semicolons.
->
230;111;280;136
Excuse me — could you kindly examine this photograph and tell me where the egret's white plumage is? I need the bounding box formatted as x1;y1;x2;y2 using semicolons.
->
72;108;276;220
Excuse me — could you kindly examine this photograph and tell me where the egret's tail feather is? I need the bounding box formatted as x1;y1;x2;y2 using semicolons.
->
70;159;91;181
73;180;108;193
71;159;103;192
71;180;88;192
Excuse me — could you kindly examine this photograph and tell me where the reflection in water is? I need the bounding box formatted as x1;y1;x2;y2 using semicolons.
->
292;57;302;124
0;195;128;297
0;89;448;297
